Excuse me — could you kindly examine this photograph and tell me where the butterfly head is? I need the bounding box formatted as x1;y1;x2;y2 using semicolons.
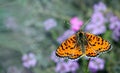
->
77;31;84;40
78;32;83;38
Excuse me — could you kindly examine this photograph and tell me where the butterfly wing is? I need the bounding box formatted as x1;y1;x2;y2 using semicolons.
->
85;32;111;57
85;44;99;57
56;34;83;59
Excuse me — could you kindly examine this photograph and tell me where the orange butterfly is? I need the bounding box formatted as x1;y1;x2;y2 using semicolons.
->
56;30;111;59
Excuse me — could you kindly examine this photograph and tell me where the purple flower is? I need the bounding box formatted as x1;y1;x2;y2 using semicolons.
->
109;16;119;23
55;60;79;73
112;26;120;41
55;62;69;73
67;60;79;72
109;15;120;30
91;12;106;25
88;58;105;73
109;21;120;30
109;15;120;41
57;29;75;43
85;22;106;35
94;2;107;12
70;17;83;31
4;16;18;31
86;2;107;35
43;18;57;31
22;53;37;68
85;11;106;35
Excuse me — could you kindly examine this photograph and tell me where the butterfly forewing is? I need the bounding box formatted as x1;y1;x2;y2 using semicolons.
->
56;34;83;59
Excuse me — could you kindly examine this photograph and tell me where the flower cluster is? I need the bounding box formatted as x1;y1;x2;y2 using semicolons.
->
109;15;120;41
88;58;105;73
85;2;107;35
43;18;57;31
22;53;37;68
4;16;18;31
51;51;79;73
93;2;107;12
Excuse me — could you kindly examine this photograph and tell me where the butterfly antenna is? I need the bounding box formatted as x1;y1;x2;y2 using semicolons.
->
81;18;91;30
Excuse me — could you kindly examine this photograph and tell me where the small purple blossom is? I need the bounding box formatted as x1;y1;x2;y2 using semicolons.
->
67;60;79;72
85;22;106;35
85;1;107;35
111;26;120;41
22;53;37;68
55;60;79;73
91;12;106;25
109;21;120;30
109;15;120;41
85;9;106;35
109;16;119;23
43;18;57;31
55;62;69;73
109;15;120;30
89;58;105;73
70;17;83;31
94;2;107;12
57;29;75;43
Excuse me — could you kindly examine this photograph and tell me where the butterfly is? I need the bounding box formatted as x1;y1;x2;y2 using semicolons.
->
56;30;111;59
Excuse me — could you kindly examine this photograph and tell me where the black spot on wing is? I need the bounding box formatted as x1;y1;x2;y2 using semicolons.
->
101;39;104;45
61;44;65;50
67;40;71;43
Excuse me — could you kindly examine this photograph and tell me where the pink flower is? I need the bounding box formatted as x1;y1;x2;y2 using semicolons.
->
70;17;83;31
22;53;37;68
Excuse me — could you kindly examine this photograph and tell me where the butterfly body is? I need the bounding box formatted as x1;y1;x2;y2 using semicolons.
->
56;31;111;59
76;31;87;53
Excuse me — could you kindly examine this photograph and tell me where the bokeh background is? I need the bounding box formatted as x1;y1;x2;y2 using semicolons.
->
0;0;120;73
